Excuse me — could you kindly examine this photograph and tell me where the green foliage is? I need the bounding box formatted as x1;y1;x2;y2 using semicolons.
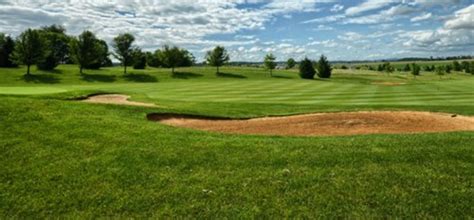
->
132;49;147;70
37;25;70;70
453;61;462;71
11;29;47;75
403;64;411;72
286;58;296;69
69;30;103;74
411;63;420;77
206;46;230;74
461;61;471;73
436;65;445;79
299;58;316;79
156;45;194;74
264;53;276;76
0;33;17;67
341;65;348;70
84;40;111;69
113;33;135;74
316;55;332;78
445;64;452;74
146;51;161;67
383;62;394;74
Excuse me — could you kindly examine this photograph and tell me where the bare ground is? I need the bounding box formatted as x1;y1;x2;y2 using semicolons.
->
82;94;156;107
148;111;474;136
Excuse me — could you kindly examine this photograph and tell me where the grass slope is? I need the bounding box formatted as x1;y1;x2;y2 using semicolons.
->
0;65;473;218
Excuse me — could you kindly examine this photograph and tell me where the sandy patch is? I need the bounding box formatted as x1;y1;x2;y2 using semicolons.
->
82;94;156;107
148;111;474;136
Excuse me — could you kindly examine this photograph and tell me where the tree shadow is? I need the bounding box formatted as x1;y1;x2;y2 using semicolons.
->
123;73;158;82
172;72;204;79
22;74;61;84
272;75;293;79
217;72;247;79
81;73;116;82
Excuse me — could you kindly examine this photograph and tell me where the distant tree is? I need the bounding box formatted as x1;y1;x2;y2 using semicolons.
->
206;46;230;75
341;65;348;70
286;58;296;69
368;66;375;71
158;45;194;74
377;64;384;72
445;64;452;74
299;58;316;79
411;63;420;79
0;34;17;67
69;30;102;74
11;29;47;75
436;65;445;79
37;25;70;70
403;64;411;72
383;62;394;75
84;39;111;69
461;61;470;73
113;33;135;74
132;48;147;70
453;60;462;71
146;51;161;67
316;55;332;78
264;53;277;77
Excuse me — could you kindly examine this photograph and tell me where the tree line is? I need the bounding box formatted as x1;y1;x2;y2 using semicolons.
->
1;25;335;79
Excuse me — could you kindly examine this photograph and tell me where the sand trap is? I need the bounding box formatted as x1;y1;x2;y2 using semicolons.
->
148;111;474;136
82;94;156;107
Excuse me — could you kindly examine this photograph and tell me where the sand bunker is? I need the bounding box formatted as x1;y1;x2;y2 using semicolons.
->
82;94;156;107
148;111;474;136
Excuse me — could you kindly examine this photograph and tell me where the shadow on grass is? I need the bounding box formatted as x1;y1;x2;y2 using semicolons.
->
172;72;204;79
272;75;293;79
22;74;61;84
217;72;247;79
81;73;116;82
123;73;158;82
41;69;64;74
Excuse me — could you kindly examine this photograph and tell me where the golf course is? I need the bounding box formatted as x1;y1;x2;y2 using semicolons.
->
1;64;473;218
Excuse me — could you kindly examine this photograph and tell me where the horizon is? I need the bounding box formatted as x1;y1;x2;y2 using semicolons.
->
1;0;473;62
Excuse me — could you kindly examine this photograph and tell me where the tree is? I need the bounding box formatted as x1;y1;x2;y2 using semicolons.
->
132;48;147;69
286;58;296;69
461;61;470;73
299;58;316;79
84;39;111;69
37;25;70;70
264;53;276;77
113;33;135;74
157;45;194;73
146;51;161;67
11;29;46;75
453;60;462;71
377;64;384;72
341;65;348;70
445;64;452;74
69;30;102;74
0;33;17;67
316;55;332;78
383;62;394;75
206;46;230;75
411;63;420;79
436;65;445;79
403;64;411;72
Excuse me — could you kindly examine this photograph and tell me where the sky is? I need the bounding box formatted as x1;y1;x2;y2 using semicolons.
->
0;0;473;62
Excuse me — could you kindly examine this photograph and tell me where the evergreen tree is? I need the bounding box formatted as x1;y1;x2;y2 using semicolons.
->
316;55;332;78
299;58;316;79
0;34;17;67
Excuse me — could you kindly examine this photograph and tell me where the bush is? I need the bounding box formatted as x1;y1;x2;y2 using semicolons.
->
299;58;315;79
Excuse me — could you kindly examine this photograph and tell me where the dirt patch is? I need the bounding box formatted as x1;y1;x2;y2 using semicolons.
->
148;111;474;136
372;82;407;86
82;94;156;107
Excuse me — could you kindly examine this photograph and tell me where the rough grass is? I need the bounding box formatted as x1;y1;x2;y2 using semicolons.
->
0;64;473;218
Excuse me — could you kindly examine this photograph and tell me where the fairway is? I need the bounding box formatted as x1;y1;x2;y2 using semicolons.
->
1;64;474;218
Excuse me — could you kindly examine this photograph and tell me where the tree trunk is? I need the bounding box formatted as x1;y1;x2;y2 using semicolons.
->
172;67;175;74
124;65;127;74
270;69;273;77
217;66;219;75
80;65;83;74
26;64;31;76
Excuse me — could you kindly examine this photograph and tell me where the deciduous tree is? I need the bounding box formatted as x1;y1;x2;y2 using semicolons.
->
69;30;102;74
286;58;296;69
11;29;47;75
206;46;229;75
113;33;135;74
264;53;276;77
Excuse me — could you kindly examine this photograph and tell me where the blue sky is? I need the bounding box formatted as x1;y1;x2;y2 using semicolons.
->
0;0;473;61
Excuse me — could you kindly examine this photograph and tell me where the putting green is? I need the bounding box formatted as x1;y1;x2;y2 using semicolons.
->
0;86;68;95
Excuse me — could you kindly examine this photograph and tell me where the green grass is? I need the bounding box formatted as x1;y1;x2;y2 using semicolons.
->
0;64;473;218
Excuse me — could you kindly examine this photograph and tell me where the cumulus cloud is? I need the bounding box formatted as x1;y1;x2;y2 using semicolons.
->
410;12;432;22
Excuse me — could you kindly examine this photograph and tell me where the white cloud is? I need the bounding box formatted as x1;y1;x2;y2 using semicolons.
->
330;4;344;12
345;0;398;16
410;12;432;22
444;4;474;29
